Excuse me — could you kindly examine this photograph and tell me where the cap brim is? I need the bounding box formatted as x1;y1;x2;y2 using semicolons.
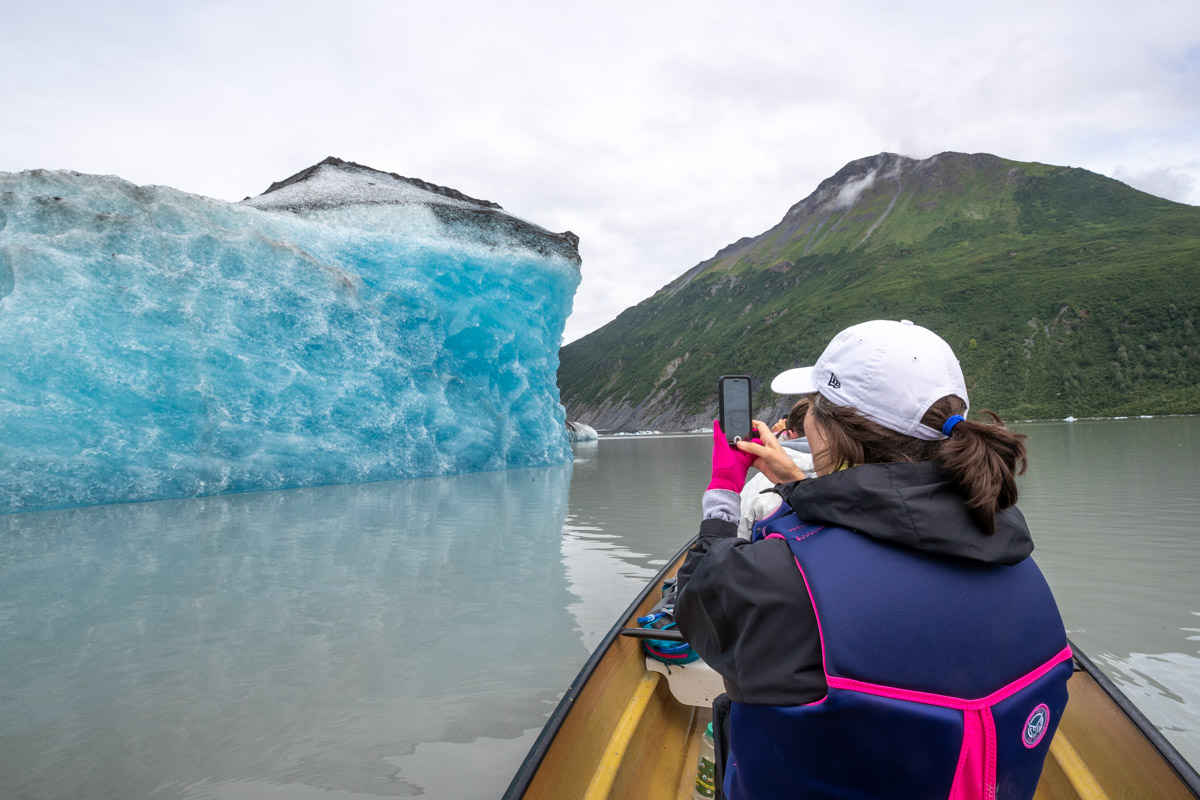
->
771;367;816;395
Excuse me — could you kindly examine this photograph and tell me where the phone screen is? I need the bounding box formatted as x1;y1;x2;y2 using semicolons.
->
719;375;753;445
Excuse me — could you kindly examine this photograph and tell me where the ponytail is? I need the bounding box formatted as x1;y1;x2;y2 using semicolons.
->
807;394;1028;534
923;398;1027;534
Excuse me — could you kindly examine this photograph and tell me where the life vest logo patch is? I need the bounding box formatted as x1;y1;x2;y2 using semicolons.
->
1023;704;1050;748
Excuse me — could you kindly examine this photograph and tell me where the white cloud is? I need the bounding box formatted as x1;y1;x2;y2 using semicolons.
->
835;170;878;210
1;0;1197;344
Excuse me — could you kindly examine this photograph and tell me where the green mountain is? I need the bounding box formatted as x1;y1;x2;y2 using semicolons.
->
559;152;1200;431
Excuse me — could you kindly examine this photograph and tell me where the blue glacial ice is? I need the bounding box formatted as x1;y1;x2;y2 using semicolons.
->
0;158;581;513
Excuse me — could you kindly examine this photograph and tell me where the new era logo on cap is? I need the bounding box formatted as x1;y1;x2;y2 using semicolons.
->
828;373;841;389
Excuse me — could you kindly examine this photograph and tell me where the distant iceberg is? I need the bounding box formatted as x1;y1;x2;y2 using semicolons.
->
0;158;581;512
565;420;598;442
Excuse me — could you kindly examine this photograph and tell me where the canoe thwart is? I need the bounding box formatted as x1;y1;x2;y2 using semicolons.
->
619;627;686;641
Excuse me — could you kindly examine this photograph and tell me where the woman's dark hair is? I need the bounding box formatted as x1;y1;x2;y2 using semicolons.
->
806;393;1027;534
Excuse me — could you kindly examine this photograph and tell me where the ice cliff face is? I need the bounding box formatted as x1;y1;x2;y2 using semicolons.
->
0;158;581;512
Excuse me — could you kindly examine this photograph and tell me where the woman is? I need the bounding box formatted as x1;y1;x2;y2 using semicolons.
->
675;319;1071;800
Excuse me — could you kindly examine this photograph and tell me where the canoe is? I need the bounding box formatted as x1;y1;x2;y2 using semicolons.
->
504;537;1200;800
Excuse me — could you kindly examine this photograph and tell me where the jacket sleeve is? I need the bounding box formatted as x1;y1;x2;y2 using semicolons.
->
675;493;827;706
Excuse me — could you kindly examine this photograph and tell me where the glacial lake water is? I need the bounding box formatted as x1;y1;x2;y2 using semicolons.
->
1;416;1198;798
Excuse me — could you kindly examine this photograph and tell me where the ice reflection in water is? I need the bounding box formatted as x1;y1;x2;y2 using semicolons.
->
0;465;582;800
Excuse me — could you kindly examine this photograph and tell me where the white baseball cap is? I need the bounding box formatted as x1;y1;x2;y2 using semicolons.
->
770;319;969;441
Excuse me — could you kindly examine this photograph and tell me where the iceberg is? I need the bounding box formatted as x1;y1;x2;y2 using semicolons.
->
0;158;581;513
565;420;598;442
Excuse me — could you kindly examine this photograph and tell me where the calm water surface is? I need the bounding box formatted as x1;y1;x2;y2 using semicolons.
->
1;418;1197;798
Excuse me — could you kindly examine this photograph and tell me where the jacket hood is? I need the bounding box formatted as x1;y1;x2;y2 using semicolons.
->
780;461;1033;566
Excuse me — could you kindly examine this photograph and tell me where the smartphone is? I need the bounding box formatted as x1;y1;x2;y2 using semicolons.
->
718;375;753;446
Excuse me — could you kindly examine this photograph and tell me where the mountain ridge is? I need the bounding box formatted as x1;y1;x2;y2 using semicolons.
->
560;151;1200;431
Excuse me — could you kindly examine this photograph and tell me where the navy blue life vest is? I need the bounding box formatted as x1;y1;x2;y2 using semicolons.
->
726;508;1072;800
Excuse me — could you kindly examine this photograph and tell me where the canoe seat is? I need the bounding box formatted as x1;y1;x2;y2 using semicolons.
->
645;657;724;707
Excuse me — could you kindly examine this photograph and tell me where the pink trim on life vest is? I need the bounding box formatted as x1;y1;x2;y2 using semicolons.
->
984;707;998;799
792;556;832;706
825;646;1073;709
766;534;832;707
947;706;999;800
950;708;984;800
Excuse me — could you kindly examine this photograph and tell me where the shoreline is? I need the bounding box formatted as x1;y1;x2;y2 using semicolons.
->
588;412;1200;438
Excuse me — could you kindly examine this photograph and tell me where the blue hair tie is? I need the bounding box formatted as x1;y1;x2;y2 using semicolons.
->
941;415;966;437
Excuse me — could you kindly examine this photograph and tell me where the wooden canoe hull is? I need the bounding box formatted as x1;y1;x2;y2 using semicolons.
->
506;541;705;800
505;539;1200;800
1039;646;1200;799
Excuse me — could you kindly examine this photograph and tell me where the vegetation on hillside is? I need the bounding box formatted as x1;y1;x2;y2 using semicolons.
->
559;154;1200;429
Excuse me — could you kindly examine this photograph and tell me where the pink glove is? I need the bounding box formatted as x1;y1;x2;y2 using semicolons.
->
708;419;760;492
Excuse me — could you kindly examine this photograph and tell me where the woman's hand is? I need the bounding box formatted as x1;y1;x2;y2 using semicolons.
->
736;420;807;484
708;420;760;492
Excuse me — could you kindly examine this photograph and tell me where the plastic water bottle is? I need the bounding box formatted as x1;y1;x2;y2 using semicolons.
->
692;721;716;799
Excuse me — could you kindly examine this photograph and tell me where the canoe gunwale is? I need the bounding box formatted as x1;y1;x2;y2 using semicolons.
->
1068;638;1200;795
501;535;698;799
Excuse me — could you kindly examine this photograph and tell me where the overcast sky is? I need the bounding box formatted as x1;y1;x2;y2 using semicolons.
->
3;1;1198;343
